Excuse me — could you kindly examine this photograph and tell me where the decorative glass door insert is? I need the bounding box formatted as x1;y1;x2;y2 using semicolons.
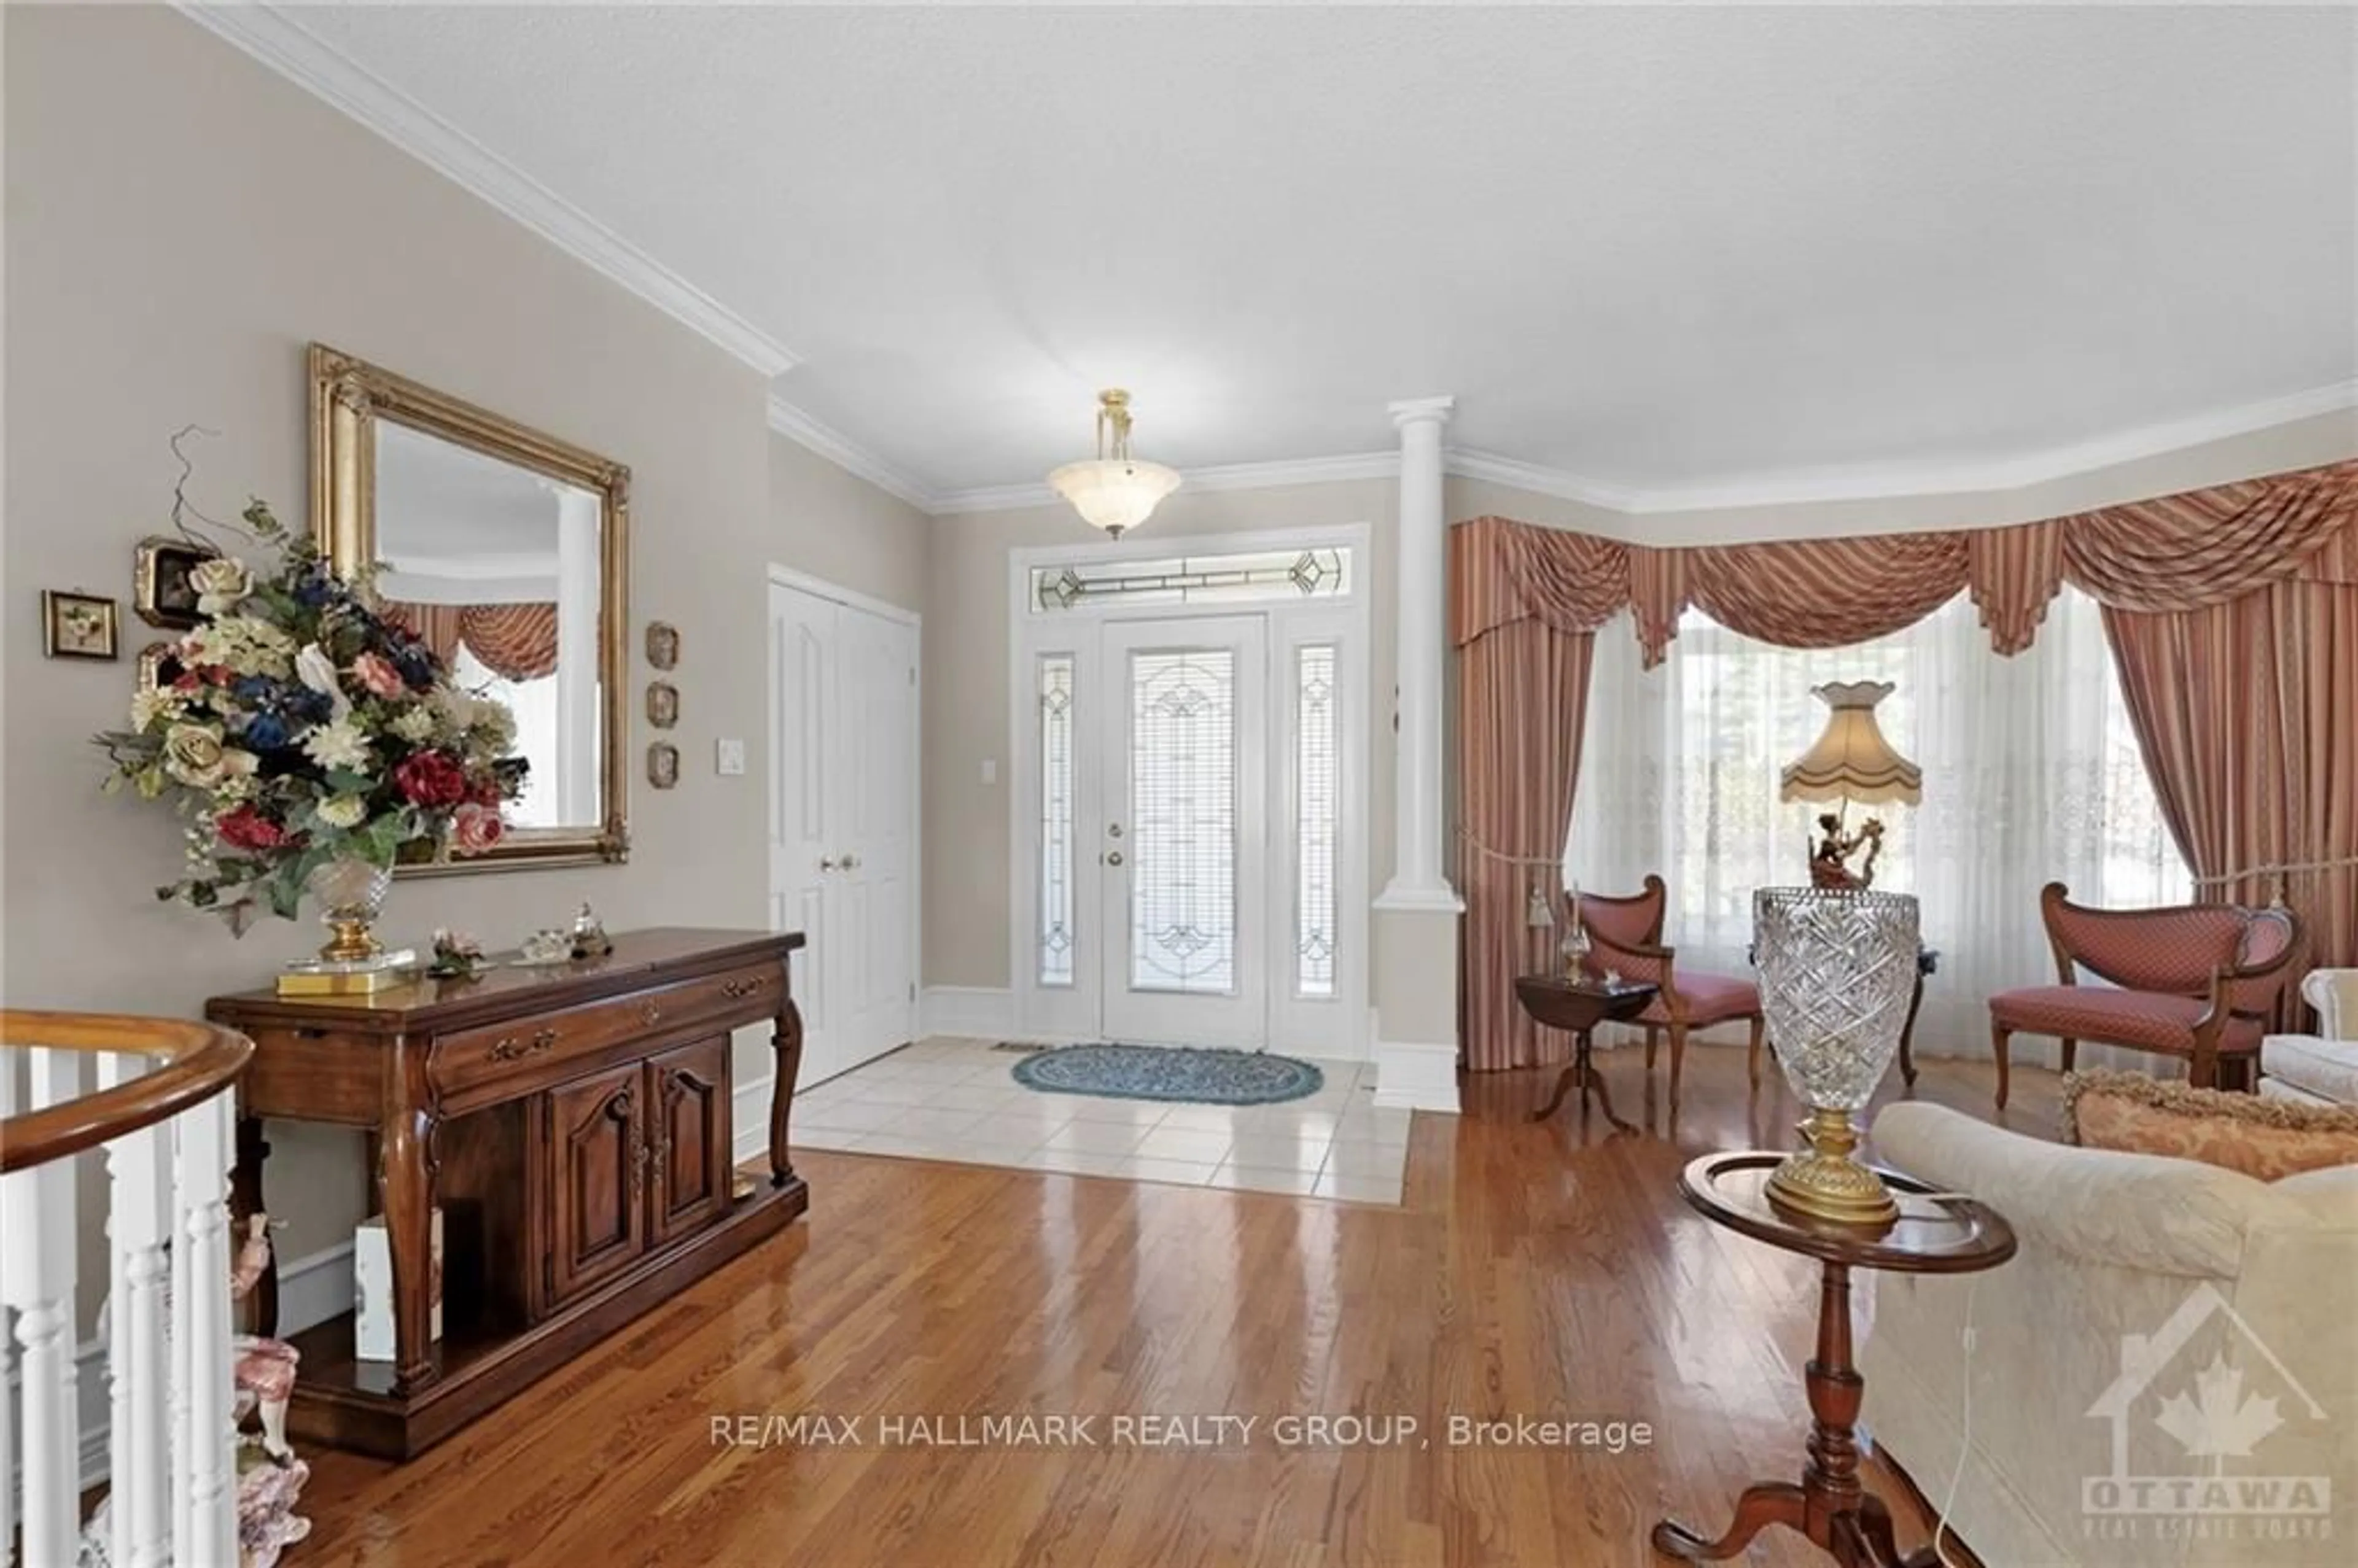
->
1099;618;1267;1045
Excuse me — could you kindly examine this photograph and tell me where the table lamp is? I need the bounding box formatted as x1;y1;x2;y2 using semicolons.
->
1780;681;1921;890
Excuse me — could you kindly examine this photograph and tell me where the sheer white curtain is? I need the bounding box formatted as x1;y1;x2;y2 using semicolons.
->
1566;586;2190;1065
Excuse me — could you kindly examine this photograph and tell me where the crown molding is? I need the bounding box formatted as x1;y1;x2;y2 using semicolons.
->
920;377;2354;520
765;395;939;511
175;2;798;379
1596;378;2358;516
1444;448;1643;513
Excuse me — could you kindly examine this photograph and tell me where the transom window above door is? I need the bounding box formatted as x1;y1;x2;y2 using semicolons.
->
1029;546;1353;613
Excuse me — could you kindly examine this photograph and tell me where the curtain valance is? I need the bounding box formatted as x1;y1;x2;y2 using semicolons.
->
386;601;562;685
1452;459;2358;665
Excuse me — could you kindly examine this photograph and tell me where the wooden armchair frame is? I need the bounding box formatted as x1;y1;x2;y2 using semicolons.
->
1991;880;2302;1105
1578;875;1767;1106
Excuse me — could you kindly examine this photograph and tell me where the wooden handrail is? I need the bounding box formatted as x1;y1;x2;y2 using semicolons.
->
0;1011;253;1174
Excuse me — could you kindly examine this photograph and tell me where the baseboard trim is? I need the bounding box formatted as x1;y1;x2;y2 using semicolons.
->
1372;1039;1461;1115
920;985;1017;1039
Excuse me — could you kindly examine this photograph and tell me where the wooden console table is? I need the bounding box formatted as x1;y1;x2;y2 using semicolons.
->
209;927;807;1459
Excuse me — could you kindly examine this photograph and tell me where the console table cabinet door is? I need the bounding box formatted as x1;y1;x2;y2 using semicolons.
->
647;1036;731;1248
546;1062;648;1306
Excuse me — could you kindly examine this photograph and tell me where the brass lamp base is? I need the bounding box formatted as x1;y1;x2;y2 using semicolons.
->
1765;1107;1899;1227
321;917;384;965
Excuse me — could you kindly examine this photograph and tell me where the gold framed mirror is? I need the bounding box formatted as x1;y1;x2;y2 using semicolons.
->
309;343;629;871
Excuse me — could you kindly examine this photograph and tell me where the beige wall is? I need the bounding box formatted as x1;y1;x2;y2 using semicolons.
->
922;480;1398;990
2;6;919;1298
767;433;932;612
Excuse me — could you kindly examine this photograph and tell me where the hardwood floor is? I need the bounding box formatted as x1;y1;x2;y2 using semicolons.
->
296;1042;2061;1567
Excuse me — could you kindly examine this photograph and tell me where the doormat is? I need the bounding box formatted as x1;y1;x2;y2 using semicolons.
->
1010;1042;1323;1106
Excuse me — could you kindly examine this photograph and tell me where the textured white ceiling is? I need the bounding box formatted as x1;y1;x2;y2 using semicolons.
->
251;3;2354;502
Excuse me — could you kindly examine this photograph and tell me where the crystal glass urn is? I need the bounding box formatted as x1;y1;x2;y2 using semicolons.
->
306;853;394;963
1753;886;1921;1225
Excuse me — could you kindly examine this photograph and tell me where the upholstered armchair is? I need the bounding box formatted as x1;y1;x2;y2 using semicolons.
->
1576;876;1765;1106
1987;882;2301;1106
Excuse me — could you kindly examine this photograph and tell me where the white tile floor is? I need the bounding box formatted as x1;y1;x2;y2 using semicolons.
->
792;1038;1411;1204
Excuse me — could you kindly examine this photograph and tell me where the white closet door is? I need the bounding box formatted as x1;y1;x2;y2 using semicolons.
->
1098;616;1269;1046
831;606;918;1068
769;578;919;1084
769;580;841;1079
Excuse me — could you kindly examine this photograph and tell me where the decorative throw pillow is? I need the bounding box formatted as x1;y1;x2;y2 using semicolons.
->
2063;1069;2358;1181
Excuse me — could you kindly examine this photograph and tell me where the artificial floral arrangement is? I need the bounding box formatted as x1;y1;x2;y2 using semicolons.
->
427;929;488;979
96;499;526;942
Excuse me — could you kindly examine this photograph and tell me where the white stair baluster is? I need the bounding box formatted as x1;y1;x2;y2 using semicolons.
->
5;1049;85;1568
0;1041;18;1566
170;1091;238;1568
100;1050;174;1568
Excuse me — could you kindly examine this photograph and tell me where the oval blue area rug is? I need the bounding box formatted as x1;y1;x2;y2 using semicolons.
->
1011;1043;1323;1106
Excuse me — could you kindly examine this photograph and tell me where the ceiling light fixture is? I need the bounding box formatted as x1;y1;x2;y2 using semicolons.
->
1046;389;1181;538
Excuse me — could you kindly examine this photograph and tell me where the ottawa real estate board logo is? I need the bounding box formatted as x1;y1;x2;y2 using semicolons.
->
2082;1283;2332;1547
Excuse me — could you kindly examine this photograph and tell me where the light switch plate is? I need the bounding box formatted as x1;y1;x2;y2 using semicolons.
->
981;758;998;785
715;737;747;776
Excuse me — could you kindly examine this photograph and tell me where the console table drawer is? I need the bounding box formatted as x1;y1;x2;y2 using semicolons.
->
432;963;776;1096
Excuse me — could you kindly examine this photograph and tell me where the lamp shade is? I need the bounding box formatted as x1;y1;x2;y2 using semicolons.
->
1780;681;1921;805
1046;457;1182;538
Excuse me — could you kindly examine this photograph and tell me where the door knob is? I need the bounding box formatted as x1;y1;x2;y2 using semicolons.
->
1107;823;1124;839
1104;850;1124;867
841;853;860;869
819;856;838;871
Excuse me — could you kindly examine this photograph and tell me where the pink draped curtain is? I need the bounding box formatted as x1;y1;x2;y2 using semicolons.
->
1453;518;1603;1070
2105;581;2357;1005
386;601;561;684
1453;459;2358;1066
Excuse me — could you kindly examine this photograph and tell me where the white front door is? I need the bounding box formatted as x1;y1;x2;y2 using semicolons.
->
767;575;919;1082
1097;617;1268;1046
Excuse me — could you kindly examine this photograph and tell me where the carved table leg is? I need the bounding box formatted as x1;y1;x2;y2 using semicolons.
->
378;1101;440;1397
1579;1031;1635;1133
1530;1059;1581;1122
231;1111;277;1337
770;996;804;1187
1656;1262;1893;1564
1802;1262;1867;1544
1652;1483;1808;1561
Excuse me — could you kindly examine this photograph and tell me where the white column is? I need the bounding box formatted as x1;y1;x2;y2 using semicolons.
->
1375;395;1459;912
553;486;603;823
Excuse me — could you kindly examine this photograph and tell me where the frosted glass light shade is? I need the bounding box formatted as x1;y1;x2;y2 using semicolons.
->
1047;458;1183;537
1780;680;1922;804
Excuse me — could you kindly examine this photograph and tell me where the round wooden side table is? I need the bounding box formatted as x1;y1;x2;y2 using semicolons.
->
1652;1151;2015;1567
1513;976;1659;1130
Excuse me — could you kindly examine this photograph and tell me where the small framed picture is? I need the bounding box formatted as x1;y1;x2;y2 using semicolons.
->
134;536;219;630
136;640;187;693
42;591;120;661
647;741;680;790
645;620;680;670
645;681;679;729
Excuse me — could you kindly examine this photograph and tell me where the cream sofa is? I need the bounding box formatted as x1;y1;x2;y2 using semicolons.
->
1859;1102;2358;1567
2262;969;2358;1107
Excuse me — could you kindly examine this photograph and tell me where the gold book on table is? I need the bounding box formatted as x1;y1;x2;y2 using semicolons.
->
276;951;421;998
